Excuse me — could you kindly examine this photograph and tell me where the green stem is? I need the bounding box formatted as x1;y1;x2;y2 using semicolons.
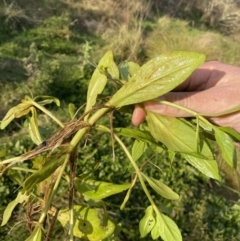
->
70;106;111;148
30;100;64;128
96;125;157;209
158;100;214;128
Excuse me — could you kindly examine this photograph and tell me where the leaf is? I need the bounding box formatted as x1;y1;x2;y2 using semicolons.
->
146;113;213;159
29;108;43;145
0;148;7;158
141;173;179;200
74;177;130;200
219;126;240;142
139;206;156;238
25;227;43;241
68;103;76;119
7;169;24;186
109;51;205;108
0;100;32;129
34;95;60;106
181;153;220;180
214;127;237;168
1;191;29;226
85;51;117;115
58;205;115;241
23;155;66;192
118;61;140;80
155;212;182;241
115;128;158;145
132;140;148;161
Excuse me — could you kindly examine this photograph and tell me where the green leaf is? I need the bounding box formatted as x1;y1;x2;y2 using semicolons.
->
1;191;29;226
68;103;76;119
109;51;205;108
155;212;182;241
34;95;60;106
141;173;179;200
118;61;140;80
115;128;158;145
0;148;7;158
218;126;240;142
214;127;237;168
85;51;117;115
29;108;43;145
7;169;24;186
0;100;32;129
74;177;130;200
146;113;213;159
58;205;115;241
139;206;156;238
181;153;220;180
132;140;148;161
25;227;43;241
23;155;66;192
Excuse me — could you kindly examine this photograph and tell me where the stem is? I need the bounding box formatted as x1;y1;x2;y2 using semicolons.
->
30;99;64;128
97;125;157;209
38;154;70;224
70;106;111;148
158;100;214;128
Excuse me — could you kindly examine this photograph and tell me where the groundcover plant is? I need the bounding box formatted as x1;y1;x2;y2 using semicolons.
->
1;51;239;241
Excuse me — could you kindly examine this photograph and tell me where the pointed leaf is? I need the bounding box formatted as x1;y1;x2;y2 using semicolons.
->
29;108;42;145
0;100;32;129
115;128;158;145
85;51;117;114
1;191;29;226
146;112;213;159
109;51;205;107
74;177;130;200
214;127;237;168
181;153;220;180
139;206;156;238
219;126;240;142
132;140;148;161
34;95;60;106
68;103;76;119
141;173;179;200
58;205;115;241
155;212;182;241
25;227;43;241
118;61;140;80
23;155;66;192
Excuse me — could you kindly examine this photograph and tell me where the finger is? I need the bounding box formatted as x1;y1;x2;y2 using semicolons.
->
210;112;240;133
132;105;145;126
144;85;240;117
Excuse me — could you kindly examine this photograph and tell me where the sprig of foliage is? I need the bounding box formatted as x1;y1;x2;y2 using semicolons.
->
1;50;240;241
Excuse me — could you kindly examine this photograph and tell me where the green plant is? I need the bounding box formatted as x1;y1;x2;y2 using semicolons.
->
1;50;240;241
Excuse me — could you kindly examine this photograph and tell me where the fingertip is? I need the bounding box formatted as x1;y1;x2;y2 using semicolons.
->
132;105;145;126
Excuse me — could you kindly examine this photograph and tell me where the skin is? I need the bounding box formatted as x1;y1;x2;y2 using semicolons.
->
132;61;240;133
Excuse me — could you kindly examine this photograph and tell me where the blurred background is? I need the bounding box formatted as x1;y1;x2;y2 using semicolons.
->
0;0;240;240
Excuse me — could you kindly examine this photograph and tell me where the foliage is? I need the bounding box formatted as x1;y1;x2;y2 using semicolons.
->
1;51;240;241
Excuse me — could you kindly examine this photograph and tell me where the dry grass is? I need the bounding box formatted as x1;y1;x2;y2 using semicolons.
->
144;16;240;65
64;0;152;61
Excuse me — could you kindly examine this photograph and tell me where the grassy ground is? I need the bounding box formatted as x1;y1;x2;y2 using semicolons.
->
0;0;240;240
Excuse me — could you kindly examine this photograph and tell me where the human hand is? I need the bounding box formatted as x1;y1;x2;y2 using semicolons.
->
132;61;240;133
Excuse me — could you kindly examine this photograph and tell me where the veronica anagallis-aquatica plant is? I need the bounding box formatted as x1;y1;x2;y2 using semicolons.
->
1;51;240;241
